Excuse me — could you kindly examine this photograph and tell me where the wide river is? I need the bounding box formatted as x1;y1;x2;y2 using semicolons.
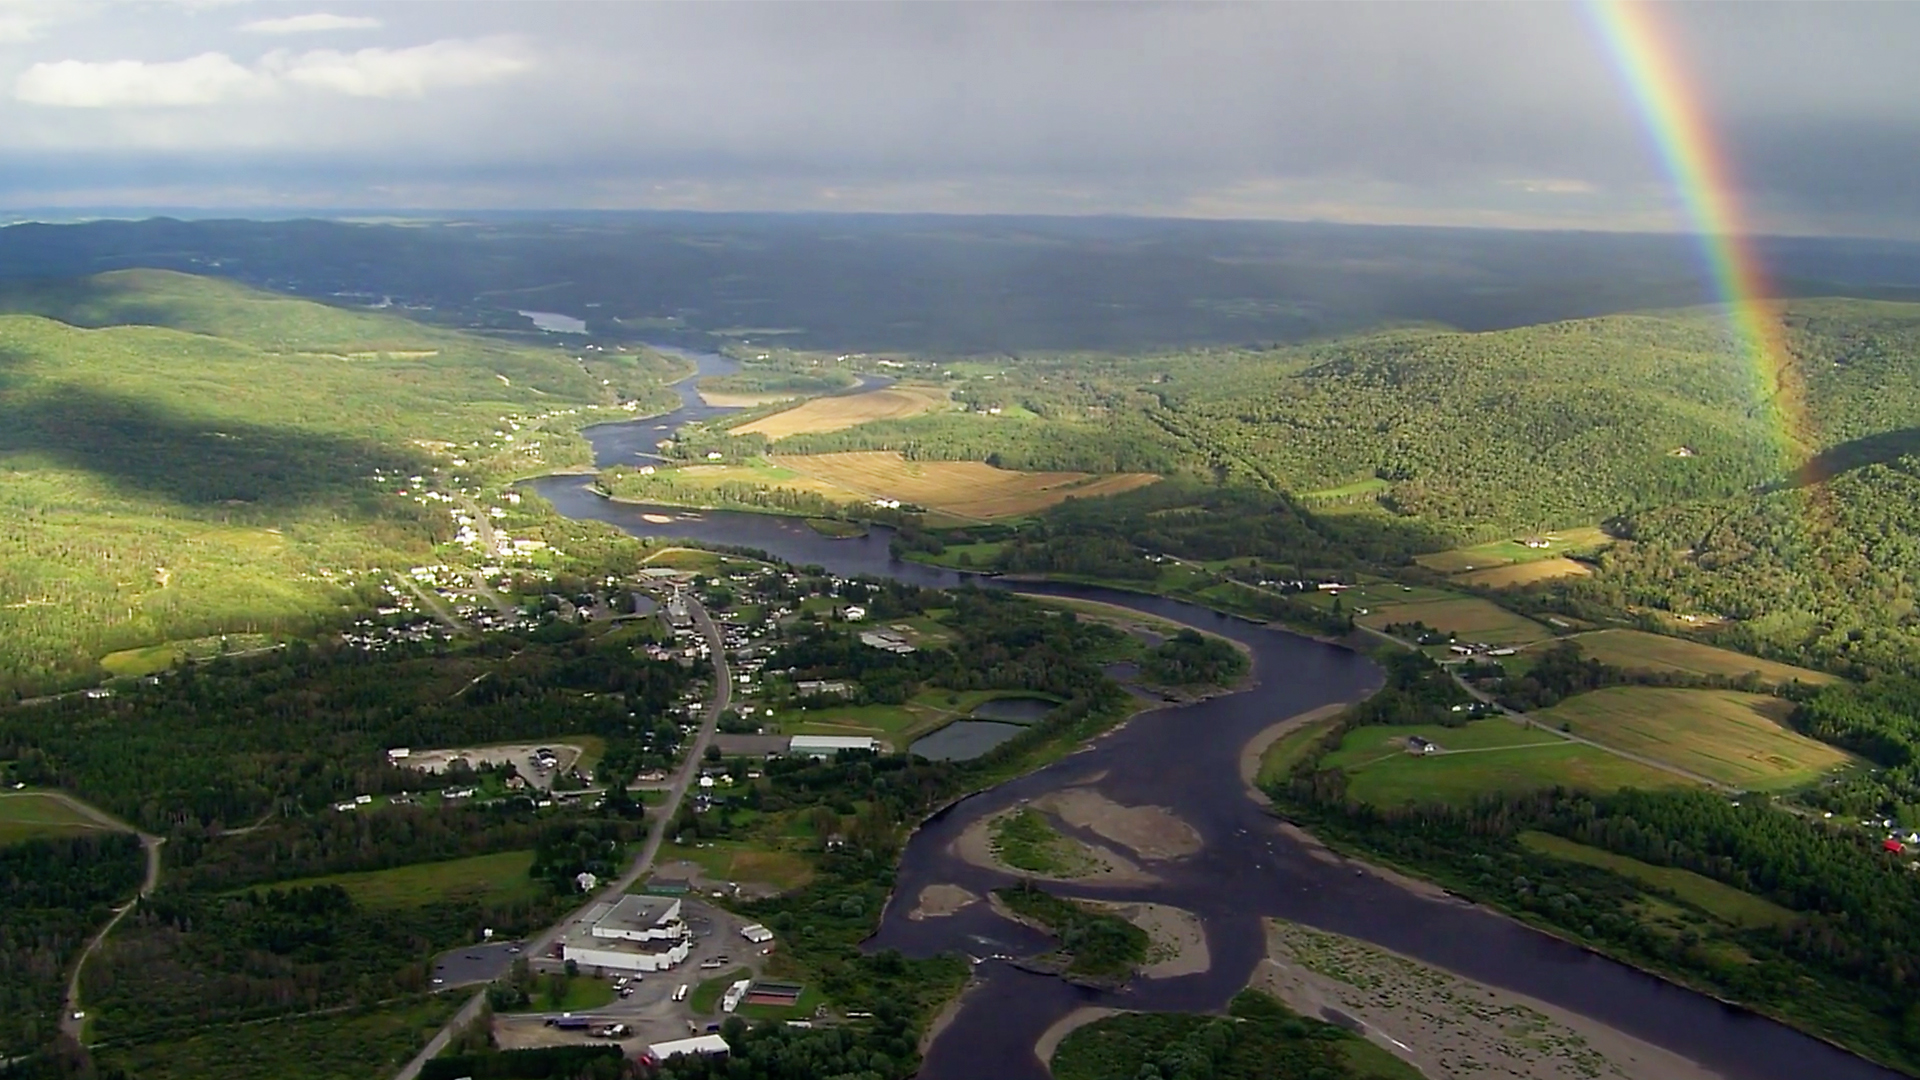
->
531;348;1902;1080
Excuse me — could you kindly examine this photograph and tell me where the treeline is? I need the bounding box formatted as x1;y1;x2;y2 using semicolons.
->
698;368;856;396
657;1012;921;1080
88;884;528;1043
1051;990;1417;1080
0;833;146;1057
1032;481;1447;567
89;815;632;1043
771;410;1188;476
776;587;1134;705
169;802;597;892
0;629;693;832
1791;678;1920;822
1142;630;1247;687
1273;745;1920;1071
993;883;1148;982
599;469;849;518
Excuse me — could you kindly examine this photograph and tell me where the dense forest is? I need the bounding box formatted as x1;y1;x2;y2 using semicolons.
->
1548;454;1920;680
0;628;693;831
0;834;147;1057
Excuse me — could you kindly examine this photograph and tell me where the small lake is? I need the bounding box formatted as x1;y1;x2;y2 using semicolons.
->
909;720;1027;760
518;309;588;334
968;697;1056;724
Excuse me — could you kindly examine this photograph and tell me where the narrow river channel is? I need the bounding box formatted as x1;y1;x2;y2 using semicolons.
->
529;347;1905;1080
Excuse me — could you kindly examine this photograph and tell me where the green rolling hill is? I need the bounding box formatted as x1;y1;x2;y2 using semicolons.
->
0;270;677;694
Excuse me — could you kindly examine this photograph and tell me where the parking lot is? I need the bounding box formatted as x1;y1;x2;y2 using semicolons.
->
495;898;777;1051
397;742;584;791
430;939;526;988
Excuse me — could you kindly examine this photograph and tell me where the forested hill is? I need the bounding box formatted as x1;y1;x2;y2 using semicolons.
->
1559;454;1920;680
774;297;1920;537
0;270;678;694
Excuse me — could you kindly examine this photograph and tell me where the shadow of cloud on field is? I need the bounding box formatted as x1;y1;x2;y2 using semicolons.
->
0;375;431;518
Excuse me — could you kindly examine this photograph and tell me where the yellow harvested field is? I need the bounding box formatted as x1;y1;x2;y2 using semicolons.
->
1533;687;1854;790
1455;557;1593;588
1558;628;1837;686
1355;596;1553;645
774;451;1159;520
734;386;947;437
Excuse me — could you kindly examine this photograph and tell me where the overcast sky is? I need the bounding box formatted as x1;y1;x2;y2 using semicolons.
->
0;1;1914;236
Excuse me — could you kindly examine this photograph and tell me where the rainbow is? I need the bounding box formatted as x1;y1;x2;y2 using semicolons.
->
1585;0;1807;469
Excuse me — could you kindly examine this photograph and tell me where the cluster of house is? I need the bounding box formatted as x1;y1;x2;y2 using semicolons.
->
338;612;454;651
1247;577;1352;593
1446;642;1519;658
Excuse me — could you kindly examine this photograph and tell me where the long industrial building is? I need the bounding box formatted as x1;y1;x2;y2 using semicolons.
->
560;895;690;973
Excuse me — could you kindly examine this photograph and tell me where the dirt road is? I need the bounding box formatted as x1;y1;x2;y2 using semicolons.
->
13;790;166;1045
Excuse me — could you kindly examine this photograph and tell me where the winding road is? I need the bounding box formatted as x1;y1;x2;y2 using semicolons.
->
0;789;168;1045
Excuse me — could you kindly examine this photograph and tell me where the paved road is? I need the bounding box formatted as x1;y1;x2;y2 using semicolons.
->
394;595;732;1080
9;791;168;1044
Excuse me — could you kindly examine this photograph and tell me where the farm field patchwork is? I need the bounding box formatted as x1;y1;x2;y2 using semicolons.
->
0;791;118;844
772;451;1159;520
257;850;544;908
733;385;948;437
1531;687;1853;790
1327;720;1689;806
1554;628;1837;686
1354;596;1554;645
1454;557;1593;588
1413;526;1614;574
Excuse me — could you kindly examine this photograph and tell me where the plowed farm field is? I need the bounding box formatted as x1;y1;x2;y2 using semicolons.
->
733;386;947;437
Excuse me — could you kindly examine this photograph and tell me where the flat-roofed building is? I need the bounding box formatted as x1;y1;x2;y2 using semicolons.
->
789;735;878;757
560;896;690;973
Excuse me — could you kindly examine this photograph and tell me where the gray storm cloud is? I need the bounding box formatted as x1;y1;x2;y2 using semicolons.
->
0;1;1914;235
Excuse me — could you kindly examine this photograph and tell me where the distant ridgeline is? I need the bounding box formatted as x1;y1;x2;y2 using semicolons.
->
0;269;682;694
